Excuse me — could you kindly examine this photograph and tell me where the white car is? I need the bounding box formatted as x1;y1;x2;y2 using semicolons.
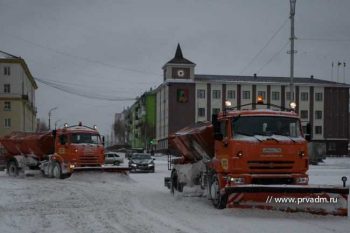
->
104;152;124;165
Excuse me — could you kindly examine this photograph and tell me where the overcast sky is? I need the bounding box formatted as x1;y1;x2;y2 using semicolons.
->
1;0;349;138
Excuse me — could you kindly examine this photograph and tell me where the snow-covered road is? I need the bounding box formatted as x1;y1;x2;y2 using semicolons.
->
0;157;349;233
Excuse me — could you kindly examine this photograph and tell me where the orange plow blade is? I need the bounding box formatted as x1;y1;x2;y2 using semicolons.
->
225;185;349;216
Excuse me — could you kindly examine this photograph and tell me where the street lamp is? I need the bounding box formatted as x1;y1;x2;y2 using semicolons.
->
289;0;297;102
48;107;58;130
54;119;61;129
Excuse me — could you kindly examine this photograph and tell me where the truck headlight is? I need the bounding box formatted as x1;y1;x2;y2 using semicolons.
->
296;177;308;184
69;164;75;169
227;176;245;184
131;164;137;167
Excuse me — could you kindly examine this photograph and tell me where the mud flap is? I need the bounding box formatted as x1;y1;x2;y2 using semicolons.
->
225;185;349;216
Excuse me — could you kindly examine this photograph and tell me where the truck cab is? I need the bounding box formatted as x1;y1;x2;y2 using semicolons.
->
212;109;309;186
52;124;105;173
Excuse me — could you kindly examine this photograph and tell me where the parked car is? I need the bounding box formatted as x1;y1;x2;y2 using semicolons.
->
125;150;134;159
104;152;124;166
128;153;155;173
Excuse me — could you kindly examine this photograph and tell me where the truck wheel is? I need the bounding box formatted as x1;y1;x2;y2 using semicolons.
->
47;162;54;178
7;161;19;177
210;175;227;209
61;173;72;179
52;162;63;179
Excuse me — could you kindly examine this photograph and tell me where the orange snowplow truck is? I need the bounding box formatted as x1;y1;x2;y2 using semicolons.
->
164;101;349;216
0;123;129;179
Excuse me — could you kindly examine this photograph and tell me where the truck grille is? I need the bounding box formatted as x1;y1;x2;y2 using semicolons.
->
251;177;294;185
78;155;99;166
248;161;294;170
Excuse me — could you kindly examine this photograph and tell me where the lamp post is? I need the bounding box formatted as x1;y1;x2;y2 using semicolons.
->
289;0;297;102
48;107;58;130
54;119;61;129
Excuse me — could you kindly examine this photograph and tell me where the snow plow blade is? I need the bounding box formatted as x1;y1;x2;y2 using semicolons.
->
225;185;349;216
73;166;131;174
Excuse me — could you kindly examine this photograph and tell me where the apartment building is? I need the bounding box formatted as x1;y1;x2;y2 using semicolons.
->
0;51;37;136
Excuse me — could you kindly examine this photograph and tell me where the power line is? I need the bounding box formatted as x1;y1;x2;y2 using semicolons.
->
299;38;350;42
34;76;136;101
256;41;289;74
3;32;162;78
239;18;289;75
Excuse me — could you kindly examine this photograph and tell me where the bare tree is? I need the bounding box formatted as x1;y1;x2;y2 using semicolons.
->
37;120;49;132
113;119;126;144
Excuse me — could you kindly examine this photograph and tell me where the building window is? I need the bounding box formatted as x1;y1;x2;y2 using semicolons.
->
315;110;322;120
328;142;336;151
212;108;220;114
197;89;206;99
227;90;236;99
301;92;309;101
4;101;11;111
315;92;323;101
315;126;322;135
4;118;11;128
242;91;250;100
4;84;11;93
198;108;205;117
286;91;295;101
257;91;266;99
4;66;10;75
271;91;280;101
300;110;308;119
212;90;221;99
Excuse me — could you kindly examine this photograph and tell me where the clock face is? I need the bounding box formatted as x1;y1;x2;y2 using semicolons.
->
177;69;185;77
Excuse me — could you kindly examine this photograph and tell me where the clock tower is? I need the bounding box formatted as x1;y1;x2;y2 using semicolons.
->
162;43;196;81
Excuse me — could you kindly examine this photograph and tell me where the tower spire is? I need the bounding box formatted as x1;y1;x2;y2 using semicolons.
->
175;43;183;59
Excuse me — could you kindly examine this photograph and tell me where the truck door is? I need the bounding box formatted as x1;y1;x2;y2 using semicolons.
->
57;134;68;157
213;119;231;172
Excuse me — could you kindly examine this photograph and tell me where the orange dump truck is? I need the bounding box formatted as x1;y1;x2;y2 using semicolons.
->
0;123;129;179
165;103;349;216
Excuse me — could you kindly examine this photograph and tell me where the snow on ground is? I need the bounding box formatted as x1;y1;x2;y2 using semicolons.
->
0;156;349;233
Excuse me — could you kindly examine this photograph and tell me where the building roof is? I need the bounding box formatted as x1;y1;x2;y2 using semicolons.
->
0;50;20;59
164;44;195;66
0;50;38;89
195;74;349;86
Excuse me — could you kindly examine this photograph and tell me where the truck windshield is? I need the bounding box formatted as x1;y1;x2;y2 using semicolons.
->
71;133;101;144
232;116;302;138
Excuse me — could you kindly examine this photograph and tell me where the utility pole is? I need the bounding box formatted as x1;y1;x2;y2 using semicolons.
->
289;0;296;102
48;107;58;130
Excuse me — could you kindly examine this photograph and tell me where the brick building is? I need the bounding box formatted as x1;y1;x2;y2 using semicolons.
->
155;44;349;155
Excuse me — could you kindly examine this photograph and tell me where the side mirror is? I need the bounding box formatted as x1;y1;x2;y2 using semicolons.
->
102;136;105;146
305;134;312;142
214;133;224;141
59;135;66;145
305;123;312;141
306;123;312;134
